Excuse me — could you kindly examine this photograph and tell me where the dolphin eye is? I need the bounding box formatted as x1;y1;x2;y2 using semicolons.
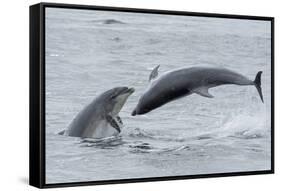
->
110;94;117;100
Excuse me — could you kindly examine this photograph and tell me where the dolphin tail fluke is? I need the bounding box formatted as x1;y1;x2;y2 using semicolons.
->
254;71;263;103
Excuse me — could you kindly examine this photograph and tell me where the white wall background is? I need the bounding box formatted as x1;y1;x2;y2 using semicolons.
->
0;0;278;190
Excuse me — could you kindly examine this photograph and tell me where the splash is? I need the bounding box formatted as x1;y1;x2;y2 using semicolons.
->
128;128;185;142
215;111;269;139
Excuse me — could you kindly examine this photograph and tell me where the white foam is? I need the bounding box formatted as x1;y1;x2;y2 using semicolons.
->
216;110;268;139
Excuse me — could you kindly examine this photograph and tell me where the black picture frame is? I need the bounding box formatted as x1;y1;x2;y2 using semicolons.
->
30;2;274;189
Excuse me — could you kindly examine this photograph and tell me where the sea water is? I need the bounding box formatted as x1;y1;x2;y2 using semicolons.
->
45;8;271;183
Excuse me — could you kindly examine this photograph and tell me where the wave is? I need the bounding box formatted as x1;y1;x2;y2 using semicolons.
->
103;19;125;24
128;141;190;154
78;135;125;148
70;105;268;152
210;110;269;140
160;145;190;153
128;128;185;142
128;142;154;153
128;128;155;139
91;19;125;25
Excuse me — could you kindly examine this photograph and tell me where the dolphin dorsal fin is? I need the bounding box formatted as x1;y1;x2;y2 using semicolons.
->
149;65;160;82
193;87;214;98
58;130;65;135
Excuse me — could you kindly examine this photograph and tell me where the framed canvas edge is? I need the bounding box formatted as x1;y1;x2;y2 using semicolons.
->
29;3;44;188
29;2;275;189
41;170;274;189
41;2;274;20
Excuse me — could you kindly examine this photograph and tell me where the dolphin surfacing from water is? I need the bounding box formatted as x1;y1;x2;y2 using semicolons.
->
61;87;134;138
132;66;263;116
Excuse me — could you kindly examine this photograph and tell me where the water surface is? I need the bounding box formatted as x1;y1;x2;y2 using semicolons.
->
45;8;271;183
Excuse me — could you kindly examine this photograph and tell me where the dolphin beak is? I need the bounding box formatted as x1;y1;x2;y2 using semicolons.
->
125;87;135;94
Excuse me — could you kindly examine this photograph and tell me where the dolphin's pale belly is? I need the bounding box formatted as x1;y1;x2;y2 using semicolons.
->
63;87;134;138
83;120;119;139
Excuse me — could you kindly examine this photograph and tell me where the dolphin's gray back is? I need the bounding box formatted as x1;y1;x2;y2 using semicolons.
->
133;66;261;115
155;67;253;91
141;67;253;112
66;98;105;137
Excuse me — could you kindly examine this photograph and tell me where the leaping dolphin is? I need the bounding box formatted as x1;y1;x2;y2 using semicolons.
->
132;66;263;116
61;87;134;138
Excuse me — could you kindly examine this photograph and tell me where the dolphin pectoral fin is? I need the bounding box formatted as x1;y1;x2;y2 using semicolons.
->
106;115;121;133
116;115;123;124
193;88;214;98
149;65;160;82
